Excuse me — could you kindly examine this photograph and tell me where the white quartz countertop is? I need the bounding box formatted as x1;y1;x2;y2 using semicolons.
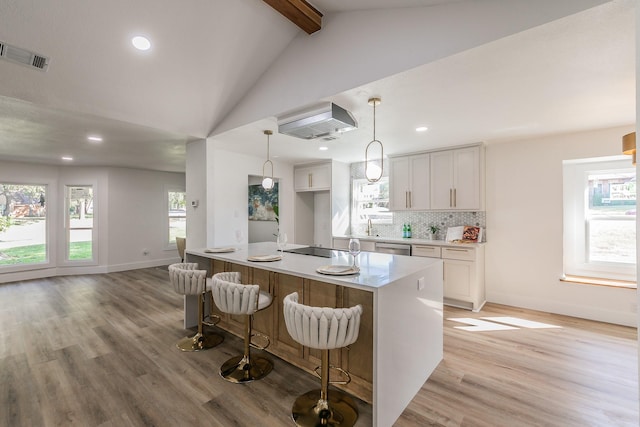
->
333;235;485;248
187;242;441;291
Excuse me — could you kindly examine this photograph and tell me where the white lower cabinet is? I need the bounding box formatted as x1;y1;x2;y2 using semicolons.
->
443;259;473;301
332;238;375;252
333;238;349;250
413;244;485;312
360;241;376;252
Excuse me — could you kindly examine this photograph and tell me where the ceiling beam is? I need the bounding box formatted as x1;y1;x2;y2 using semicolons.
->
263;0;322;34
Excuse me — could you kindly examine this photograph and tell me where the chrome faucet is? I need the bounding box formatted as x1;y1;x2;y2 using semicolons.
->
366;218;373;236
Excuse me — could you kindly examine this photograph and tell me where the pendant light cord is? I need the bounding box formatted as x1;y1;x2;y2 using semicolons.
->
262;130;274;190
365;97;383;183
266;132;270;161
372;101;376;142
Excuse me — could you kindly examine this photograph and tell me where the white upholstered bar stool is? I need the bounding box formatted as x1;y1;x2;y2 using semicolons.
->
168;263;224;351
212;271;274;383
283;292;363;427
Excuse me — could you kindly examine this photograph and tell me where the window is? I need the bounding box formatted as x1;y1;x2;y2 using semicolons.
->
563;157;636;283
66;185;94;262
168;190;186;245
0;183;48;267
352;177;392;225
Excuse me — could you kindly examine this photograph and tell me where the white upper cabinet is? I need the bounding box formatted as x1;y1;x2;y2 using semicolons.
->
294;163;331;191
389;153;429;211
430;145;483;210
294;161;350;247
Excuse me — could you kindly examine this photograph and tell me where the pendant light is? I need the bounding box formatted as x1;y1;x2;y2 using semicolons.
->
365;97;384;182
262;130;275;190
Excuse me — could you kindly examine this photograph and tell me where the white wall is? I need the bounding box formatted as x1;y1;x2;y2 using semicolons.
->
205;142;294;247
106;168;185;270
248;220;278;243
0;162;185;283
486;125;636;326
313;191;331;247
186;139;208;249
635;0;639;383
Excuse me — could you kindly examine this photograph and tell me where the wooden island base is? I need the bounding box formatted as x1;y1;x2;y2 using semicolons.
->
188;243;443;427
209;259;374;403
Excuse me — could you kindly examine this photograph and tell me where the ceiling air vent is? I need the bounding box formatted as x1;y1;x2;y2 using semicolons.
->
0;41;50;71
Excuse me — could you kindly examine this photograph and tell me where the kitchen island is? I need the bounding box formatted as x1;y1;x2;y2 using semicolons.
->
186;242;443;427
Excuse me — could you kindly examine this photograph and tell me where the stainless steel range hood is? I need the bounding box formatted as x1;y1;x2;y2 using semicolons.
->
277;102;357;140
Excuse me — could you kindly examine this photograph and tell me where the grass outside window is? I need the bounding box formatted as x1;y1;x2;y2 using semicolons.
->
0;241;92;265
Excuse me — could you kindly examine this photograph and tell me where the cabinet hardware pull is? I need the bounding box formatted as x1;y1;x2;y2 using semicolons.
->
308;173;312;188
453;188;457;207
409;191;412;208
405;191;409;208
446;248;469;252
449;189;453;207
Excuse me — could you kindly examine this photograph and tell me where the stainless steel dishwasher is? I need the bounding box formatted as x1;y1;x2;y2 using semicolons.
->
374;242;411;255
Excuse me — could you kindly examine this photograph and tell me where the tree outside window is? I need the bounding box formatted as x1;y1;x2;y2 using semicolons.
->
0;183;48;266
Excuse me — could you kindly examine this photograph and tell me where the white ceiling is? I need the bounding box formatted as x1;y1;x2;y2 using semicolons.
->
316;0;465;13
0;0;634;172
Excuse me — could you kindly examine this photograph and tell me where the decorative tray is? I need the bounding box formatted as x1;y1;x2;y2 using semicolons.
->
247;254;282;262
316;265;360;276
204;247;237;253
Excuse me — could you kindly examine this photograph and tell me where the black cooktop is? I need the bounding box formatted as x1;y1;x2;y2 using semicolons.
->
283;246;345;258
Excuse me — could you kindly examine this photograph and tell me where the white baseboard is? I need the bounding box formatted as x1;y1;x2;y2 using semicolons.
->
488;291;637;327
0;267;58;284
106;257;180;273
55;265;109;276
0;257;181;284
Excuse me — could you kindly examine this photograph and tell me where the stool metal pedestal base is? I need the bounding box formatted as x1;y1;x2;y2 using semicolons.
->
292;389;358;427
220;354;273;383
176;291;223;352
176;332;224;352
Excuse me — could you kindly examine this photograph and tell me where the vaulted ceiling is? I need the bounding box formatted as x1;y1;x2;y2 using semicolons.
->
0;0;634;172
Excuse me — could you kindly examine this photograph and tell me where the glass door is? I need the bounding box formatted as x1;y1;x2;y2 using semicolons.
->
66;185;94;262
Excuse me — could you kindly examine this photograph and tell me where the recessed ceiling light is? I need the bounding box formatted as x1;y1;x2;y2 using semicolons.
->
87;135;103;142
61;156;73;161
319;146;329;151
131;36;151;51
416;126;429;132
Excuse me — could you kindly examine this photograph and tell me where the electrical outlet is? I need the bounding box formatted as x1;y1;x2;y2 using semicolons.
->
417;277;425;291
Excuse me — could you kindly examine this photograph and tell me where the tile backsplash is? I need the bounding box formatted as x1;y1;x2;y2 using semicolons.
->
354;211;486;241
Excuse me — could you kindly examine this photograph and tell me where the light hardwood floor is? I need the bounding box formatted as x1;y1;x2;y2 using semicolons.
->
0;267;637;426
